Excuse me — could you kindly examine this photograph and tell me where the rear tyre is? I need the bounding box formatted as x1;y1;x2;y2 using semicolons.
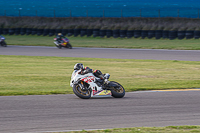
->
110;81;125;98
73;83;91;99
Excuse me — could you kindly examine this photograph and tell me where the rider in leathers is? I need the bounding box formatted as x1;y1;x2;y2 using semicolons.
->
56;33;65;43
71;63;105;87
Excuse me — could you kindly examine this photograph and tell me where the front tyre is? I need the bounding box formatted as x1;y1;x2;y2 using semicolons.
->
66;43;72;49
2;41;7;47
56;45;62;49
110;81;125;98
54;41;61;49
73;83;91;99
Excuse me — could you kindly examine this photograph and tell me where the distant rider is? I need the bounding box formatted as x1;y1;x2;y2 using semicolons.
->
56;33;65;43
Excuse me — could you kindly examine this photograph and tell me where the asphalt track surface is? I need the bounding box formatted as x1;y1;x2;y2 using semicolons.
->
1;91;200;133
0;45;200;61
1;46;200;133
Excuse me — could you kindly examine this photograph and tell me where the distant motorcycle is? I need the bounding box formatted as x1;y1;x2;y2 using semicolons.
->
0;35;7;47
54;37;72;49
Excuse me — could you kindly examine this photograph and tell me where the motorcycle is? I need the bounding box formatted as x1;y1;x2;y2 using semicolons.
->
0;35;7;47
54;37;72;49
70;70;125;99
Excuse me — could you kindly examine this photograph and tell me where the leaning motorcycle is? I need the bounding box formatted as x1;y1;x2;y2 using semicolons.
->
54;37;72;49
70;71;125;99
0;35;7;47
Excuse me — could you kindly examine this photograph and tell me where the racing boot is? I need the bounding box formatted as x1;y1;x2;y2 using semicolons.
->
94;78;104;87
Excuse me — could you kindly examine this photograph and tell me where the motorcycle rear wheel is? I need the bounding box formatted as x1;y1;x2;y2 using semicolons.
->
110;81;125;98
73;83;91;99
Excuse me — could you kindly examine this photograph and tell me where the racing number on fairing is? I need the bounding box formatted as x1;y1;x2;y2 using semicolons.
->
83;76;95;83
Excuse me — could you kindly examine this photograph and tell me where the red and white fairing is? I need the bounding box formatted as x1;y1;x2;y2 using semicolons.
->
70;70;111;97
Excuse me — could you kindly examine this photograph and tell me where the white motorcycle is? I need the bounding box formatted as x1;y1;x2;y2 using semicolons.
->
70;70;125;99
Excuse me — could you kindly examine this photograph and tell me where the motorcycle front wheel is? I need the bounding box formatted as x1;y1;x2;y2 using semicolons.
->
1;41;7;47
66;43;72;49
55;45;62;49
110;81;125;98
73;83;91;99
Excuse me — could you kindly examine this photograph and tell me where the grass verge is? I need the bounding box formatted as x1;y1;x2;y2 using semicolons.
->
61;126;200;133
0;55;200;96
4;35;200;50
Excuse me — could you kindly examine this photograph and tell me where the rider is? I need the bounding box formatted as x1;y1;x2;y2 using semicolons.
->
72;63;105;85
56;33;65;43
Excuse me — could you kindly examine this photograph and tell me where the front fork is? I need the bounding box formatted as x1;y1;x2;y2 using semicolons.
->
79;81;88;91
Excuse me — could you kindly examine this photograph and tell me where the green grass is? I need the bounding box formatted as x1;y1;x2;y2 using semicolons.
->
56;125;200;133
4;35;200;50
0;55;200;96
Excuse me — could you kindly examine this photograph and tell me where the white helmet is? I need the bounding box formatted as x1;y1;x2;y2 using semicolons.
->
74;63;84;70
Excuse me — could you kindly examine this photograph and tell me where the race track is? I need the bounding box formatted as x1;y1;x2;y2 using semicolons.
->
0;45;200;61
1;90;200;133
0;46;200;133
